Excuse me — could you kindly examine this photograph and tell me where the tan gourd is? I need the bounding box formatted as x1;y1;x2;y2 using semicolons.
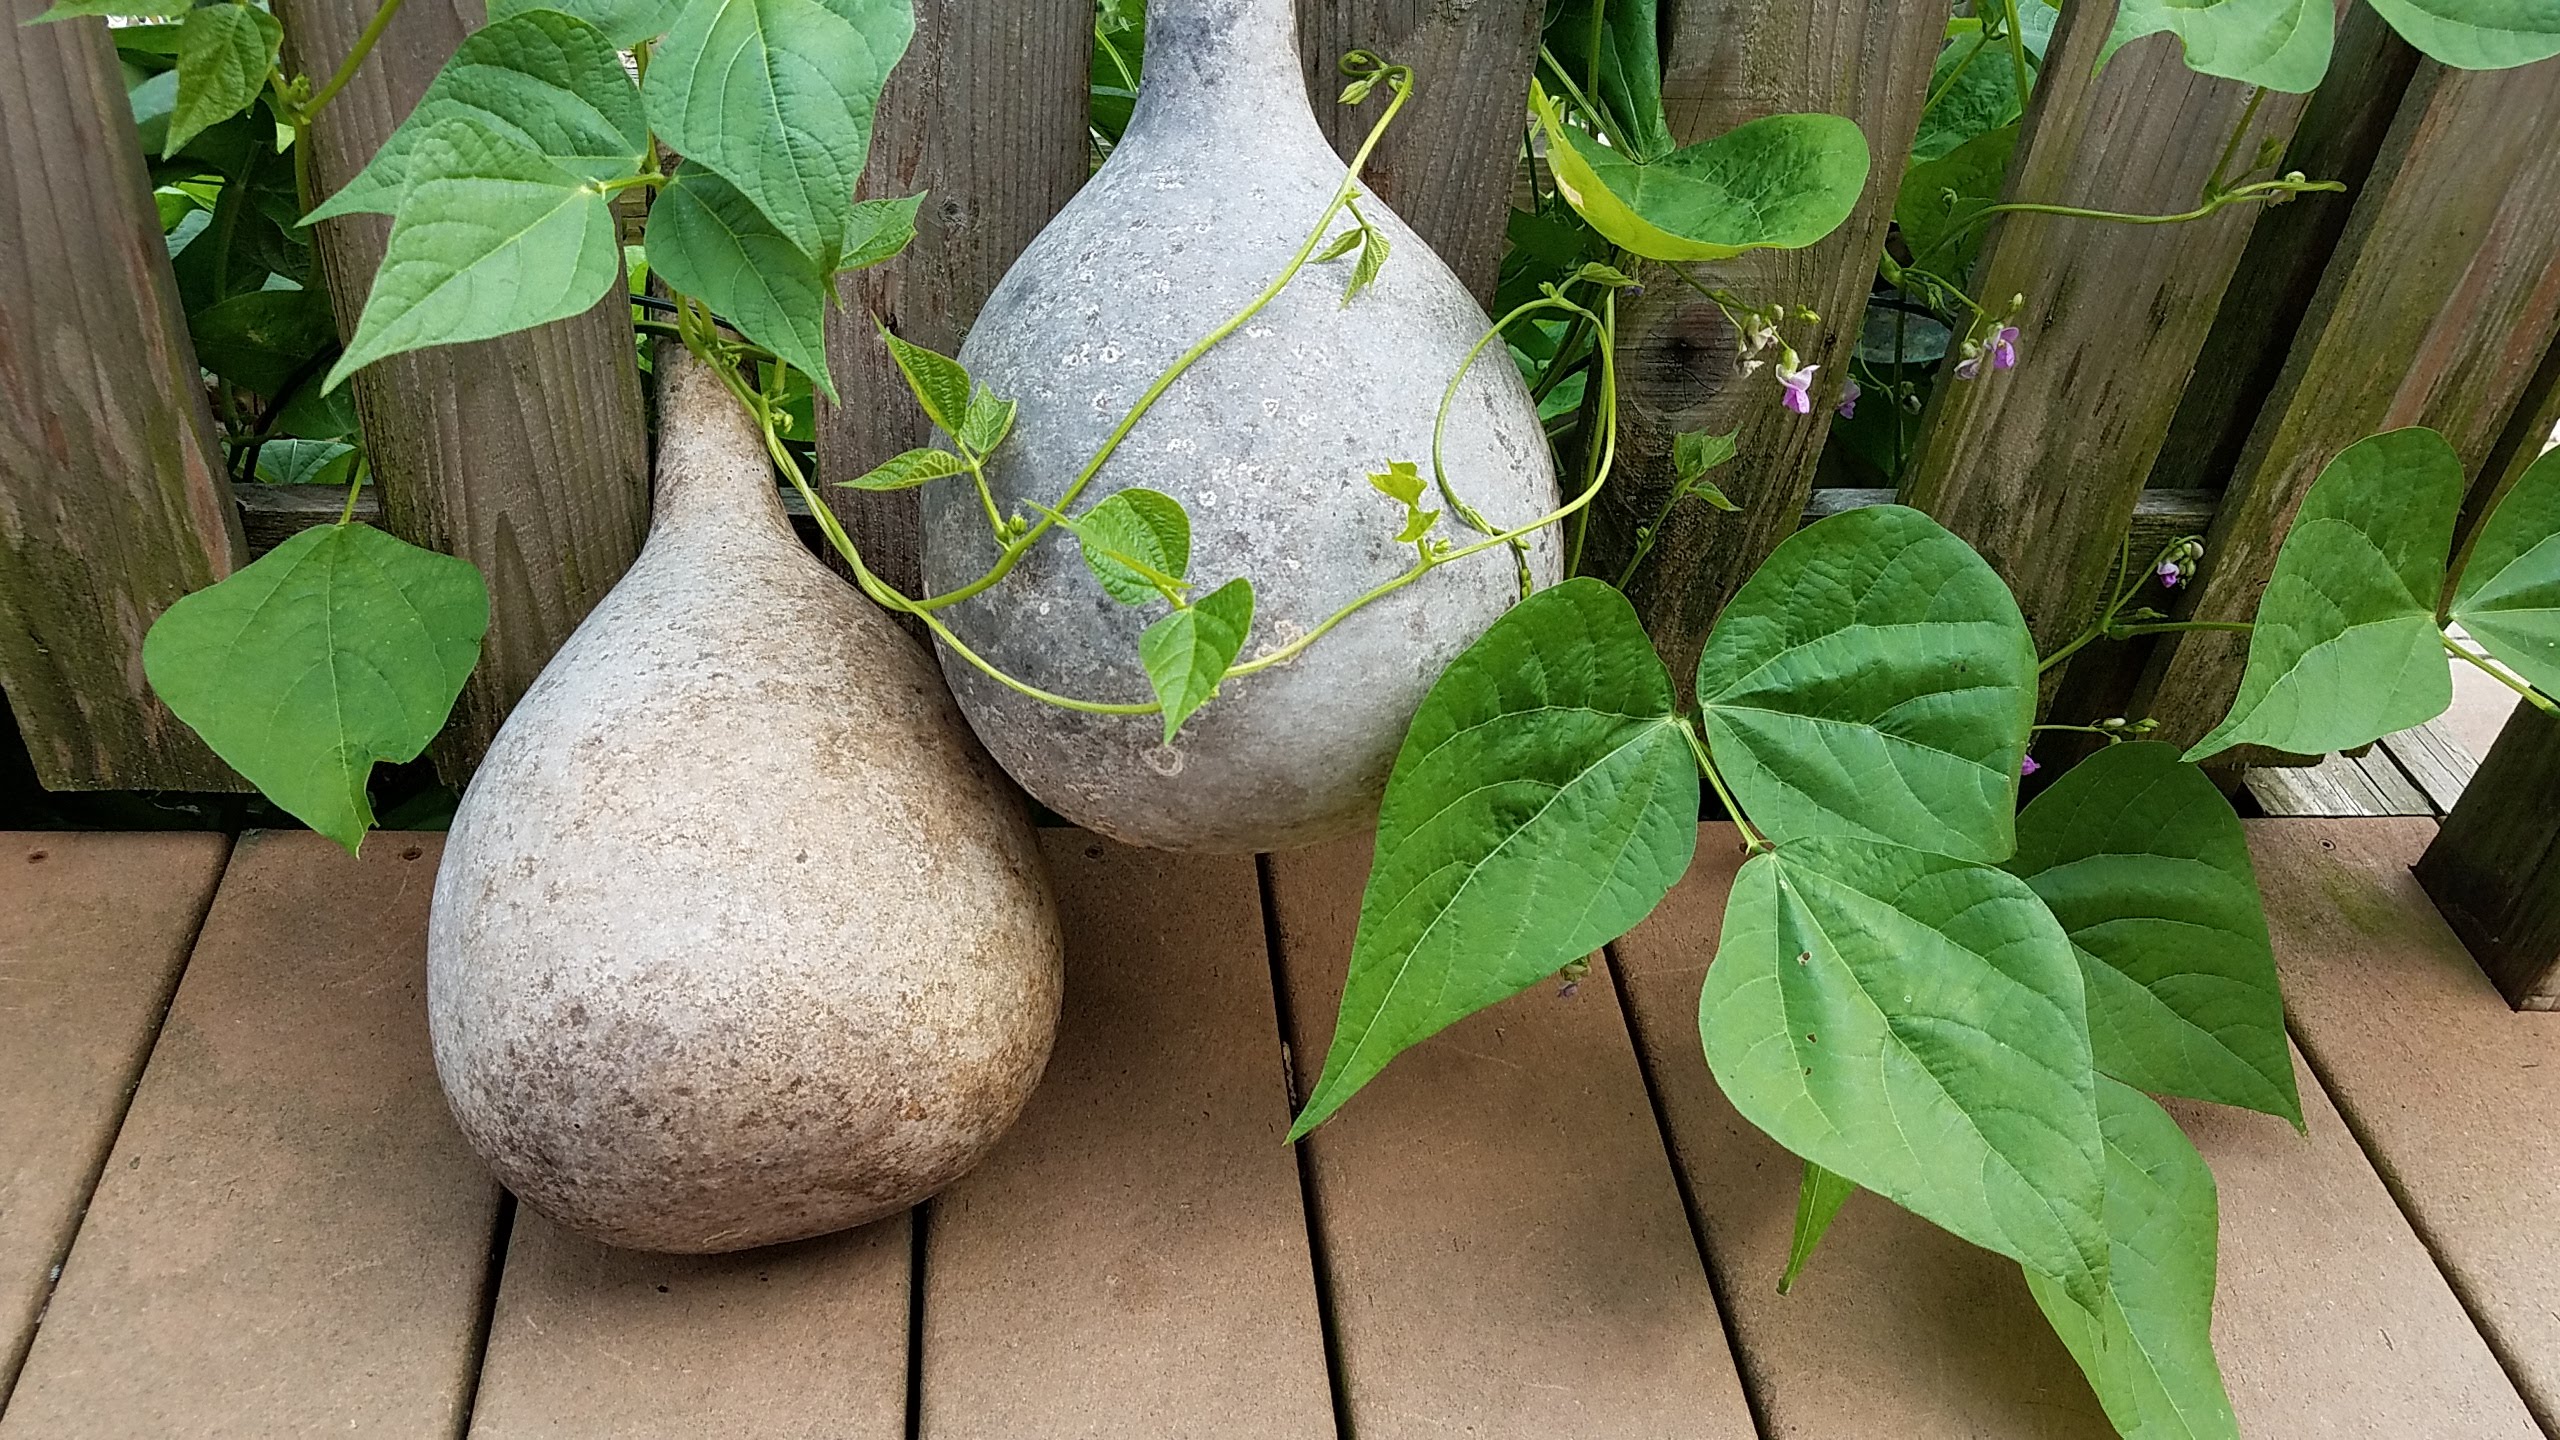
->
427;348;1062;1253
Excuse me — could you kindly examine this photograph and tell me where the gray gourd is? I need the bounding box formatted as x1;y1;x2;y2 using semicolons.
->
921;0;1561;854
428;349;1063;1254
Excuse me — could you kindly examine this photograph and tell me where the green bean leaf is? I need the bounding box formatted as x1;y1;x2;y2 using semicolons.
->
2363;0;2560;70
1779;1161;1857;1294
837;447;966;491
2449;445;2560;699
1696;504;2036;863
166;4;281;159
326;118;623;389
1533;86;1869;264
2026;1080;2240;1440
489;0;687;47
1291;580;1699;1138
303;10;647;224
2184;428;2460;761
645;163;833;397
1077;488;1191;605
1140;578;1255;742
2008;742;2301;1126
1700;835;2109;1313
2106;0;2335;94
143;524;488;854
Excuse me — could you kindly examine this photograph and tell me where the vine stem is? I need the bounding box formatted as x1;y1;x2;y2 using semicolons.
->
1998;0;2032;111
905;60;1418;617
2444;633;2560;714
2109;619;2252;638
302;0;408;120
2201;86;2269;199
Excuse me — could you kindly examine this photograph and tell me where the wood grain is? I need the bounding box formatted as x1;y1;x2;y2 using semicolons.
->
2270;817;2560;1427
277;0;652;778
1297;0;1543;305
466;1211;909;1439
818;0;1089;604
1267;836;1757;1439
2416;701;2560;1009
0;832;500;1439
913;834;1333;1439
1614;824;2545;1439
2139;62;2560;749
1578;0;1941;695
0;833;228;1399
1897;3;2319;666
0;3;247;791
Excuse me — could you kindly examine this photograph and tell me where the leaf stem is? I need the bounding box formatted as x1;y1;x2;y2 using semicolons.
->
2202;86;2268;200
2443;633;2560;714
1683;717;1769;851
1998;0;2033;112
2108;619;2252;638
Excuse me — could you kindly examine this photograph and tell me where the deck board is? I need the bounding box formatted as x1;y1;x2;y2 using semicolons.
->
0;833;228;1401
1265;837;1757;1440
0;832;500;1440
1611;824;2542;1438
912;833;1333;1440
465;1210;909;1438
2255;817;2560;1433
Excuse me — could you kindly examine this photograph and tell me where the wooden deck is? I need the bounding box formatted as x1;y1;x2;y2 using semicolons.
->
3;820;2556;1439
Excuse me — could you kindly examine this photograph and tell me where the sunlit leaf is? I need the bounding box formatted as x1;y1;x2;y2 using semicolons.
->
1291;580;1699;1138
2449;445;2560;698
876;325;970;434
1077;488;1191;604
1534;88;1868;264
645;163;834;396
1700;835;2109;1312
841;192;924;271
2362;0;2560;70
1140;578;1254;742
2106;0;2333;93
166;4;281;159
2008;743;2301;1126
1696;504;2036;863
2184;428;2460;761
837;447;966;491
957;385;1017;454
489;0;686;47
143;524;488;853
326;119;622;389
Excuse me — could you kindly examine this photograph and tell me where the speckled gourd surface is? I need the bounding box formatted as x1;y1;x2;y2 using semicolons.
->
427;351;1063;1255
922;0;1561;854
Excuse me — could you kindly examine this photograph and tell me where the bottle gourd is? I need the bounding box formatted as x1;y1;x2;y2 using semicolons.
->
921;0;1561;853
428;349;1063;1253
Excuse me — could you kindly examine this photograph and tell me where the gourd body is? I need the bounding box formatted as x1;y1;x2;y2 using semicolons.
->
428;353;1062;1254
921;0;1560;853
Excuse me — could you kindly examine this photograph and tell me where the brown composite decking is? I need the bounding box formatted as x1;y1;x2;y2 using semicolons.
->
1;820;2554;1439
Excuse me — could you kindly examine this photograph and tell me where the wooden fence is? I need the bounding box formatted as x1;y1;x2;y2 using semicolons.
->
2;0;2558;995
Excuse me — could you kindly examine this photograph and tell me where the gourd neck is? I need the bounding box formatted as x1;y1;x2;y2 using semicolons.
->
648;345;791;538
1129;0;1310;135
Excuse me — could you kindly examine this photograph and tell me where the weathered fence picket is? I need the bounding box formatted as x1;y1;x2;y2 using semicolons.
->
1898;1;2318;671
818;0;1090;603
2417;701;2560;1009
1580;0;1941;694
277;0;653;779
0;1;247;792
2140;60;2560;751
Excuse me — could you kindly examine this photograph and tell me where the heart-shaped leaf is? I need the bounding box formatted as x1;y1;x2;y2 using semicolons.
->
642;0;913;265
1700;835;2109;1312
489;0;686;48
1291;580;1700;1138
143;524;489;853
166;4;281;159
2106;0;2336;94
2449;445;2560;698
840;192;925;271
189;287;338;395
2184;428;2460;761
2026;1079;2240;1440
2362;0;2560;70
2008;742;2301;1126
1696;503;2036;863
327;119;623;389
645;163;833;396
303;10;647;224
1077;488;1191;604
1140;578;1254;742
255;439;359;488
1533;87;1870;264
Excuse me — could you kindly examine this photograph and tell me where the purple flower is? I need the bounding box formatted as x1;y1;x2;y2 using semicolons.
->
1778;362;1818;415
2157;559;2183;588
2021;753;2041;777
1991;325;2020;371
1836;377;1861;419
1954;354;1982;381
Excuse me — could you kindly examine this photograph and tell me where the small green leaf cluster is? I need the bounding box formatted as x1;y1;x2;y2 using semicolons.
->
1293;501;2318;1437
2190;429;2560;760
318;0;922;400
2113;0;2560;92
